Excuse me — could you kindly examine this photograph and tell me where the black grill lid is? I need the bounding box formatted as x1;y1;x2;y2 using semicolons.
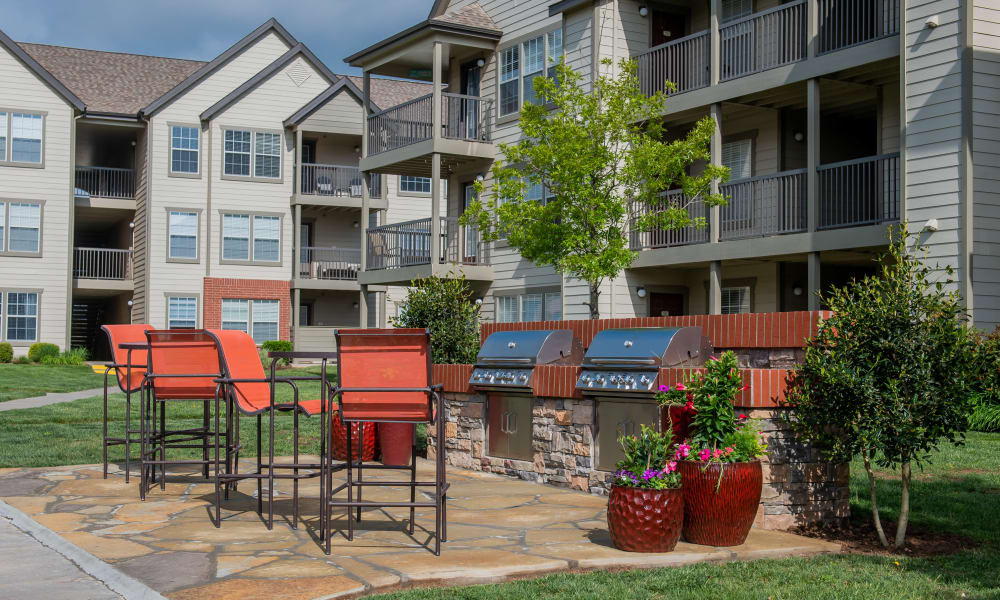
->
476;329;583;366
582;327;708;368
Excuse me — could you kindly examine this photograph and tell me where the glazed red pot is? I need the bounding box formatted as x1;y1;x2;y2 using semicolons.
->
331;411;376;462
661;404;695;443
606;485;684;553
677;460;762;546
378;422;414;466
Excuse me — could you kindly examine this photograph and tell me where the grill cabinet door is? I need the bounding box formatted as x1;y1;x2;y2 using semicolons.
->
486;394;533;461
487;395;508;459
596;399;660;471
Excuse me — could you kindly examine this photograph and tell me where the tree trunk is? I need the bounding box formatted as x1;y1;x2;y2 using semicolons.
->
894;460;911;548
588;283;601;320
861;448;890;548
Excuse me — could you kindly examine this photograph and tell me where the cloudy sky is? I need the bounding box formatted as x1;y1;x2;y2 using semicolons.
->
1;0;431;73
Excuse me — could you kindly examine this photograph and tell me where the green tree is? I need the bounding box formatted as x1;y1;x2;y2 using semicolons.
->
784;227;977;548
391;275;481;364
462;58;727;319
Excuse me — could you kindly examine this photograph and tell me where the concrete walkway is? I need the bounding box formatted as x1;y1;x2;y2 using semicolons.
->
0;460;840;599
0;387;106;411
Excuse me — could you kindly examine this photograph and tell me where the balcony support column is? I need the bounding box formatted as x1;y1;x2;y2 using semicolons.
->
295;127;303;202
710;0;721;86
806;0;818;59
432;42;443;141
710;102;722;244
709;260;722;315
807;78;820;233
292;288;301;342
359;285;369;328
361;70;371;281
430;152;442;266
379;291;387;328
293;203;302;282
807;252;821;311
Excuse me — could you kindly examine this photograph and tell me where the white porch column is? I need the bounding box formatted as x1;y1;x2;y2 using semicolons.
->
432;42;442;141
430;153;442;268
709;260;722;315
807;252;821;311
292;203;302;333
807;78;821;233
710;0;721;86
710;102;722;244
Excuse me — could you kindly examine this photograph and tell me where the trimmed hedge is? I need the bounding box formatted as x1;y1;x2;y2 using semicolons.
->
262;340;293;366
27;343;60;363
0;343;12;363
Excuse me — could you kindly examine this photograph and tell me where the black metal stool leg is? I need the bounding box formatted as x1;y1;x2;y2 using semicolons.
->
356;424;363;523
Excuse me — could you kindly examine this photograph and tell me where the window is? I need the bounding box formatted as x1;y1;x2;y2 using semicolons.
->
168;211;198;260
0;202;41;254
6;292;38;341
721;286;751;315
254;132;281;179
10;113;42;163
253;215;280;262
0;112;6;160
170;125;199;174
399;176;431;194
223;130;251;176
0;203;4;250
721;138;752;181
251;300;279;343
167;296;198;328
722;0;753;23
221;299;249;332
495;290;561;322
498;28;564;116
222;214;250;260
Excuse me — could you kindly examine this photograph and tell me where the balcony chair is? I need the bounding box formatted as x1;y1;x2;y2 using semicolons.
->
324;328;448;556
139;329;228;501
316;175;333;195
208;329;336;532
100;324;152;482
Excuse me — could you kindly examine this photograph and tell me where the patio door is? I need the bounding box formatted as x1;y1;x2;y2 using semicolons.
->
461;61;482;140
299;222;312;277
463;184;478;263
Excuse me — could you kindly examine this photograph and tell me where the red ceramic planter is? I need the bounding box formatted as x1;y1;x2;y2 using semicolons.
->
677;460;762;546
331;412;376;462
378;422;414;466
606;485;684;553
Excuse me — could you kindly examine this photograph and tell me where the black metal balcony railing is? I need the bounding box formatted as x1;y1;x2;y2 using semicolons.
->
720;0;807;82
299;164;381;198
367;93;494;156
817;152;900;229
73;247;132;280
365;217;490;271
636;31;710;97
298;246;361;280
75;166;135;200
719;169;808;240
629;190;710;250
442;92;494;142
818;0;900;54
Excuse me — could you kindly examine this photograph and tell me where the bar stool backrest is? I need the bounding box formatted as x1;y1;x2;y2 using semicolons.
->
208;329;272;415
335;328;433;423
145;329;222;400
101;324;151;393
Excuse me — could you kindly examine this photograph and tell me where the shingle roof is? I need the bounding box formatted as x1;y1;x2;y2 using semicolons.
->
18;42;205;115
346;76;432;110
430;3;501;33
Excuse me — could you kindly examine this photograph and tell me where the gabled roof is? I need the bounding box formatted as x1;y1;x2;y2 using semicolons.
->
142;18;298;117
0;27;85;111
200;42;337;122
432;4;499;31
18;42;203;116
285;75;435;128
284;77;370;127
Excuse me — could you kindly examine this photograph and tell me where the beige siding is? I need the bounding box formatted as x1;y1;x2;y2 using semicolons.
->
972;0;1000;328
301;91;364;135
133;127;149;323
0;43;75;351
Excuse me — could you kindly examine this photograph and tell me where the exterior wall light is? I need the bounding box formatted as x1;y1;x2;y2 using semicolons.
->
476;58;486;68
793;285;803;297
793;131;804;142
639;6;648;18
636;286;647;298
475;298;484;305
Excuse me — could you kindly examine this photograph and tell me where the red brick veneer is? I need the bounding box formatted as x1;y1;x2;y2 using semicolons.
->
202;278;291;341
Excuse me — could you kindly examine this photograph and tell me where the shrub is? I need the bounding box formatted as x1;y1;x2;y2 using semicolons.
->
27;343;59;363
391;275;481;364
0;343;12;363
41;348;89;366
784;227;978;548
13;356;30;365
613;425;681;490
970;327;1000;432
262;340;293;366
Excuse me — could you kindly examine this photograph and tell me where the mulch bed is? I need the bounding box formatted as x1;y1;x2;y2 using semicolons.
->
792;519;978;557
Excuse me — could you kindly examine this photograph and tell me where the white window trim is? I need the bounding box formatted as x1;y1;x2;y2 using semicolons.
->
165;293;201;329
0;199;43;257
222;128;251;178
167;123;201;178
1;289;42;345
217;210;284;266
496;26;564;121
0;110;46;168
494;288;562;323
220;298;281;345
397;175;433;197
166;208;201;264
219;126;284;184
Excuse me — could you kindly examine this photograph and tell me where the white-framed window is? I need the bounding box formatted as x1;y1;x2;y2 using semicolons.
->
167;296;198;328
222;213;250;260
5;291;38;342
721;286;751;314
221;299;280;344
399;176;431;194
223;129;251;176
498;28;564;117
0;111;6;160
0;201;41;254
721;138;752;181
221;299;249;332
254;132;281;179
722;0;754;23
0;203;4;250
495;290;561;322
10;113;43;164
168;210;198;260
170;125;200;174
253;215;280;262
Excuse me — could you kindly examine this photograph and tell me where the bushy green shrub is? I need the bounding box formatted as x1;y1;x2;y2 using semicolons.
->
0;343;12;363
391;275;481;364
970;327;1000;432
262;340;293;366
13;356;30;365
27;343;59;363
41;348;89;366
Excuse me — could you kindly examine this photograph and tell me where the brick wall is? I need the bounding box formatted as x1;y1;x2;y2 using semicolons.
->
202;278;291;341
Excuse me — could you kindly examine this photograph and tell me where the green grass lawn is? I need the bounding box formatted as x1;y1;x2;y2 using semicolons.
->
0;364;106;402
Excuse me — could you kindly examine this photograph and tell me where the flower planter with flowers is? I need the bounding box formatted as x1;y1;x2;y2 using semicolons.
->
606;424;684;553
657;351;768;546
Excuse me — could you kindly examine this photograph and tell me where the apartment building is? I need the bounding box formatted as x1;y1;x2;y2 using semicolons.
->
346;0;1000;330
0;20;431;359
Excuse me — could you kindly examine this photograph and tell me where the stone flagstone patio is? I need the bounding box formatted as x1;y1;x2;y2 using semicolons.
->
0;459;838;599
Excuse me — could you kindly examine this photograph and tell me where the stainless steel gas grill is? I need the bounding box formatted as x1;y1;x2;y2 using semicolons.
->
470;329;584;392
470;329;584;462
575;327;712;396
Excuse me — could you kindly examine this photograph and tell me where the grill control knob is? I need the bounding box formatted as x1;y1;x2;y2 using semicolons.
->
596;375;606;384
519;373;528;382
639;375;650;385
582;375;592;383
625;375;635;384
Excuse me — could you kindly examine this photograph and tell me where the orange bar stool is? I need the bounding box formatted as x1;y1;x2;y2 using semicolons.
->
100;324;151;482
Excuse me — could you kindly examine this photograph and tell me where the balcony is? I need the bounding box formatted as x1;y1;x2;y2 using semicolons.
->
360;217;493;285
719;170;808;240
817;153;900;230
73;247;133;291
294;246;361;291
299;165;381;199
75;166;135;200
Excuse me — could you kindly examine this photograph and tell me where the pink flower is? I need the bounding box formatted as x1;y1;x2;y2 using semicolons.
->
667;461;678;472
658;384;669;392
712;449;723;459
698;448;711;461
725;447;734;453
684;401;695;411
741;385;750;391
710;355;718;361
675;383;686;391
739;413;747;420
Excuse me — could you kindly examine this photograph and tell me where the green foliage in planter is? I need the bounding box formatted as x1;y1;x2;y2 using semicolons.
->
689;351;743;449
784;226;978;549
391;275;481;365
614;424;681;489
0;343;12;364
41;348;89;366
27;343;59;363
262;340;294;366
